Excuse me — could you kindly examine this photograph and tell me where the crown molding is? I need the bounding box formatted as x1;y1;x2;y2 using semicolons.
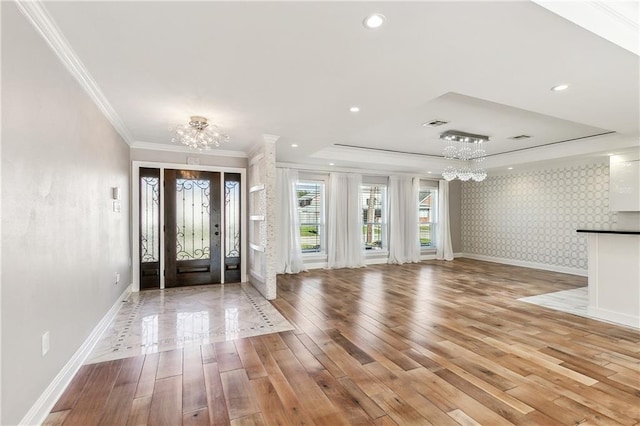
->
131;140;248;158
15;0;135;145
247;134;280;158
308;133;639;174
533;0;639;55
262;134;281;144
588;1;638;30
276;161;438;179
483;132;638;170
310;144;457;173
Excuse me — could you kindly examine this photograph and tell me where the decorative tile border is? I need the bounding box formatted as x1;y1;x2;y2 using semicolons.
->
86;283;293;364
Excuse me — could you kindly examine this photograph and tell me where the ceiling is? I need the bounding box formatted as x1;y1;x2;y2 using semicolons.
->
26;1;640;173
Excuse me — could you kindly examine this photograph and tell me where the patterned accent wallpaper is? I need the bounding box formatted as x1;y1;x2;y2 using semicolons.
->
461;161;618;271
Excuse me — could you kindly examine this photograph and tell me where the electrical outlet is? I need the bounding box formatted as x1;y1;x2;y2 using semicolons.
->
42;331;50;356
115;272;120;285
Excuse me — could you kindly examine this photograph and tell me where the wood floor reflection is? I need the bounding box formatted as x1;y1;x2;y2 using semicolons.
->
45;259;640;425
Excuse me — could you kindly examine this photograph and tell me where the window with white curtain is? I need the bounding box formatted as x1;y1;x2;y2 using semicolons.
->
419;187;437;248
296;181;325;253
361;184;387;251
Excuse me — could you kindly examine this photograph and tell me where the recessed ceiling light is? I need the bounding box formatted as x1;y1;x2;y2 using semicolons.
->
551;84;569;92
291;144;298;148
349;106;360;113
427;171;432;174
329;162;335;166
363;13;385;29
508;167;514;170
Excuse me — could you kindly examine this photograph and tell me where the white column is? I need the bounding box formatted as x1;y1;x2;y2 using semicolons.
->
247;134;279;299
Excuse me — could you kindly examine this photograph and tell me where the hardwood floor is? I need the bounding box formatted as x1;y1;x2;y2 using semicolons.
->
45;259;640;425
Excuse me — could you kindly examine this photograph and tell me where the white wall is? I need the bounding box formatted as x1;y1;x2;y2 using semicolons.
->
461;160;619;274
609;150;640;213
1;4;131;424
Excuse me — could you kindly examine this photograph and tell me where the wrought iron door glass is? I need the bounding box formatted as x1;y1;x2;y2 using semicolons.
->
225;179;241;258
224;173;242;283
141;177;160;262
176;178;211;260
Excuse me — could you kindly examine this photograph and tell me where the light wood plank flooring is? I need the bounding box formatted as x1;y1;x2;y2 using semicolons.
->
45;259;640;425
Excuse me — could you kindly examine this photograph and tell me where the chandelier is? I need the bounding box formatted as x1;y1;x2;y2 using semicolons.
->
440;130;489;182
171;116;229;150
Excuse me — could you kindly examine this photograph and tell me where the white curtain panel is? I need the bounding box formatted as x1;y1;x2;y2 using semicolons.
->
327;173;365;269
388;176;421;264
276;168;307;274
436;179;454;261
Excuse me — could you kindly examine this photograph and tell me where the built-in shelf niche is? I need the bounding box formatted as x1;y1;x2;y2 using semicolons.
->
247;137;277;300
248;156;267;281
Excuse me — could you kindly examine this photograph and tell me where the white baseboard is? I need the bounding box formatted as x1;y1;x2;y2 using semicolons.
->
304;257;397;269
366;257;389;265
304;262;327;270
588;306;640;329
19;284;132;426
459;253;587;276
420;252;464;261
303;258;387;270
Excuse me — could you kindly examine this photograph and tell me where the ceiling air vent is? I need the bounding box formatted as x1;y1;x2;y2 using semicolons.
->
422;119;449;127
509;134;532;140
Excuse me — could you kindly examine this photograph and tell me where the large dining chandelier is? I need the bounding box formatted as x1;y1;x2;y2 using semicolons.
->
440;130;489;182
171;116;229;150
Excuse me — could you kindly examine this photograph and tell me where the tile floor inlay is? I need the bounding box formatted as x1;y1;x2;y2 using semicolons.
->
86;283;293;364
519;287;589;317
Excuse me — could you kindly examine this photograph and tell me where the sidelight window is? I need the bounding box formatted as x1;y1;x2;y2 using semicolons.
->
140;174;160;263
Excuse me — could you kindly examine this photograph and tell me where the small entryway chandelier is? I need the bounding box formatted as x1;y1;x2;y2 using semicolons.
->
440;130;489;182
171;116;229;150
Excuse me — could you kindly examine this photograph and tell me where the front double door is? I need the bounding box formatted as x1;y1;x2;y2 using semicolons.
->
139;168;241;289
